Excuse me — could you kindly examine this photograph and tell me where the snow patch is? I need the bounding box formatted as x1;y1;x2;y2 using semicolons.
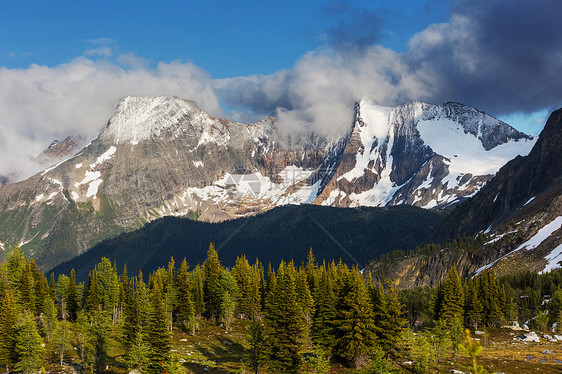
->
192;161;204;168
540;243;562;274
75;163;83;169
475;216;562;276
418;116;535;177
523;196;536;206
91;146;116;168
86;179;103;198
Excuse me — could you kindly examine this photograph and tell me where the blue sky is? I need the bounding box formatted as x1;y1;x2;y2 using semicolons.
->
0;1;452;77
0;0;560;177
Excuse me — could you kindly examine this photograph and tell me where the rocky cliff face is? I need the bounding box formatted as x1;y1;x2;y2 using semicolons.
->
314;100;534;209
371;108;562;287
0;96;535;269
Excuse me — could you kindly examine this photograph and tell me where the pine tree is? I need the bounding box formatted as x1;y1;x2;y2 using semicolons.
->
439;266;464;326
39;296;57;343
295;268;314;325
247;320;264;374
147;285;171;371
52;320;72;365
219;271;238;332
192;265;205;318
332;268;376;368
67;269;79;321
175;258;196;333
0;289;18;368
89;308;111;374
14;312;44;374
203;243;224;321
49;273;57;301
85;270;100;317
379;281;406;356
264;261;304;374
125;329;150;372
232;255;252;318
479;271;501;326
464;278;483;330
311;268;336;352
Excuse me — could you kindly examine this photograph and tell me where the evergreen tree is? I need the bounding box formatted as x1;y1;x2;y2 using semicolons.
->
247;320;264;374
67;268;79;321
175;258;196;333
203;243;224;321
147;285;171;371
89;308;111;374
0;289;18;368
264;261;304;374
479;271;502;326
52;320;72;365
464;278;483;330
332;268;376;368
39;296;57;343
192;265;205;318
311;268;336;352
14;312;44;374
295;268;314;325
49;272;56;301
125;329;150;372
219;271;238;332
232;255;253;318
379;281;406;356
439;266;464;326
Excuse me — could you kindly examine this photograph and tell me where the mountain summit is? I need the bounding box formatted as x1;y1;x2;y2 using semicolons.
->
0;96;535;269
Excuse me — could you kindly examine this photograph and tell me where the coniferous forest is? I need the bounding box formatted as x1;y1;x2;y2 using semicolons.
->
0;244;561;374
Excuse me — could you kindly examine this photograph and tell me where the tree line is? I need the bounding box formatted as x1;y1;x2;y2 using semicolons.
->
0;244;560;373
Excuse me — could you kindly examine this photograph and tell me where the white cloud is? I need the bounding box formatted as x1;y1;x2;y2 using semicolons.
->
0;56;223;179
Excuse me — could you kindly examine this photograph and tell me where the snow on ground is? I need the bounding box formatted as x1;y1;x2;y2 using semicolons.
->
540;243;562;274
192;160;204;168
475;216;562;276
417;117;535;178
91;146;116;168
0;241;4;251
524;196;536;206
75;163;83;169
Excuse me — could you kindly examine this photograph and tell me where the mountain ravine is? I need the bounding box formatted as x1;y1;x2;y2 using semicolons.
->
0;96;535;269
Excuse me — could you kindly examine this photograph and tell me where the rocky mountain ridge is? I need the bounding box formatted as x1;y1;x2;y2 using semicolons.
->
0;96;535;269
370;108;562;287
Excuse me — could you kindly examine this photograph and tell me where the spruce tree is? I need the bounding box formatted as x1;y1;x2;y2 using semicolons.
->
464;278;483;330
14;312;44;374
67;269;79;321
295;268;314;325
175;258;196;333
147;285;171;371
247;320;264;374
52;320;72;365
232;255;253;318
264;261;304;374
311;269;336;352
192;265;205;317
0;289;18;368
203;243;224;321
439;266;464;326
332;268;376;368
379;281;406;356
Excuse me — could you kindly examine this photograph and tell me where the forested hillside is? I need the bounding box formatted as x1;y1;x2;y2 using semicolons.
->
1;245;561;373
51;204;444;281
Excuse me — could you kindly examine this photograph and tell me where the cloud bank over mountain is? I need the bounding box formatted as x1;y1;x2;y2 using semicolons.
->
0;0;560;179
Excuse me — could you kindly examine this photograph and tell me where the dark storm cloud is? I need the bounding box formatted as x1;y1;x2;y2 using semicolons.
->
407;0;562;115
321;1;385;51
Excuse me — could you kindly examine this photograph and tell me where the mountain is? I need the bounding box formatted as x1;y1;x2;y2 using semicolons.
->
35;135;88;167
369;108;562;287
49;204;444;282
0;96;534;269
